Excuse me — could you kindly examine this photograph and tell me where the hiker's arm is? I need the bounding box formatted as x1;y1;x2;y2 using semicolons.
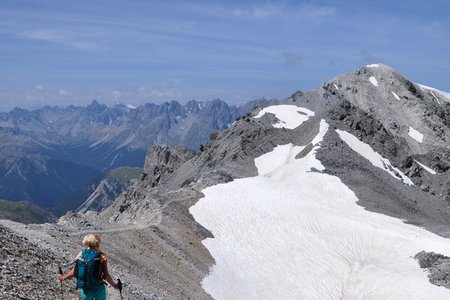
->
57;267;75;281
102;262;118;289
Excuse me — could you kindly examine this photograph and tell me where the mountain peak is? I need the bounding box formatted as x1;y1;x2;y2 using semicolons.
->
86;100;107;113
88;99;101;107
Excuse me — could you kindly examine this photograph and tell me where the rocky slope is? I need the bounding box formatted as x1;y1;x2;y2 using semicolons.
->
2;64;450;298
0;223;78;299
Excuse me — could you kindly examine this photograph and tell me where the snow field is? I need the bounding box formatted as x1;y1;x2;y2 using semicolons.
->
254;105;315;129
191;118;450;299
366;64;380;68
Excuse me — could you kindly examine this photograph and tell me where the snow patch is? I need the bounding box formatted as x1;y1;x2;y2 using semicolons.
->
311;119;329;147
254;105;315;129
369;76;378;87
89;133;111;148
337;130;414;185
191;121;450;300
366;64;380;68
414;160;437;175
408;127;424;143
430;91;441;104
110;153;120;166
391;91;400;101
127;104;137;109
333;83;339;90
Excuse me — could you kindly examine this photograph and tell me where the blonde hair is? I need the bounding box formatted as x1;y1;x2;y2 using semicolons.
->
82;234;99;248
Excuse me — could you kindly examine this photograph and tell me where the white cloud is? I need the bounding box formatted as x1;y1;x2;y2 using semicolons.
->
232;3;336;20
35;84;44;91
137;86;183;99
112;90;121;98
233;5;279;19
59;89;70;96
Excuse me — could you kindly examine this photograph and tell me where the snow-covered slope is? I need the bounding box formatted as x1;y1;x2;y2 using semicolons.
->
191;113;450;299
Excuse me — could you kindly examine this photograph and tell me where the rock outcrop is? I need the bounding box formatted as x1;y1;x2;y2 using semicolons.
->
415;251;450;288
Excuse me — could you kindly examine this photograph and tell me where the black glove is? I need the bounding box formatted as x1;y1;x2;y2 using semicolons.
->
117;278;122;293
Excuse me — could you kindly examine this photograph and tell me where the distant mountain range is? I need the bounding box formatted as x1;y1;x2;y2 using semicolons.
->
0;98;269;215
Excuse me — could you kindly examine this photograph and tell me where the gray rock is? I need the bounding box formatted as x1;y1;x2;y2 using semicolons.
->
415;250;450;288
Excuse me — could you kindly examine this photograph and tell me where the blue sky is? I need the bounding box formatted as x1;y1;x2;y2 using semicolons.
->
1;0;449;110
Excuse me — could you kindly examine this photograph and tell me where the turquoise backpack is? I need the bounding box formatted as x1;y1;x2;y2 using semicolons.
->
74;249;103;290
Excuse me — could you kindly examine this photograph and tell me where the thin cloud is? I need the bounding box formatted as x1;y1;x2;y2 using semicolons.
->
58;89;70;96
112;91;121;98
233;5;281;19
183;2;336;21
232;3;336;20
137;86;183;99
280;51;302;66
356;49;383;64
21;29;101;52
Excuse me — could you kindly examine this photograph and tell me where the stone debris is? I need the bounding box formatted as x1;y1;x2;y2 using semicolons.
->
0;224;79;299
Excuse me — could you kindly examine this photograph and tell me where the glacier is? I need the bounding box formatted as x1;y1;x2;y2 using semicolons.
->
190;117;450;299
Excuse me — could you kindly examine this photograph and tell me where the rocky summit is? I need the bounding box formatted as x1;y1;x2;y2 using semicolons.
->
2;64;450;299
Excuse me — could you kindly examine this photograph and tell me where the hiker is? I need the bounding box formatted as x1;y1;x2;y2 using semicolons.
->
57;234;119;299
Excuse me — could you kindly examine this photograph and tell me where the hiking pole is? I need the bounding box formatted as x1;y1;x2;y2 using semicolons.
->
117;278;123;299
58;266;64;300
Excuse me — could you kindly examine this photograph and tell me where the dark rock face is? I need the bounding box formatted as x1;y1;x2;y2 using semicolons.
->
141;145;194;188
0;224;78;299
415;251;450;288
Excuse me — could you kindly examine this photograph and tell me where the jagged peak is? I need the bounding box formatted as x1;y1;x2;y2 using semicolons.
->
88;99;101;107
